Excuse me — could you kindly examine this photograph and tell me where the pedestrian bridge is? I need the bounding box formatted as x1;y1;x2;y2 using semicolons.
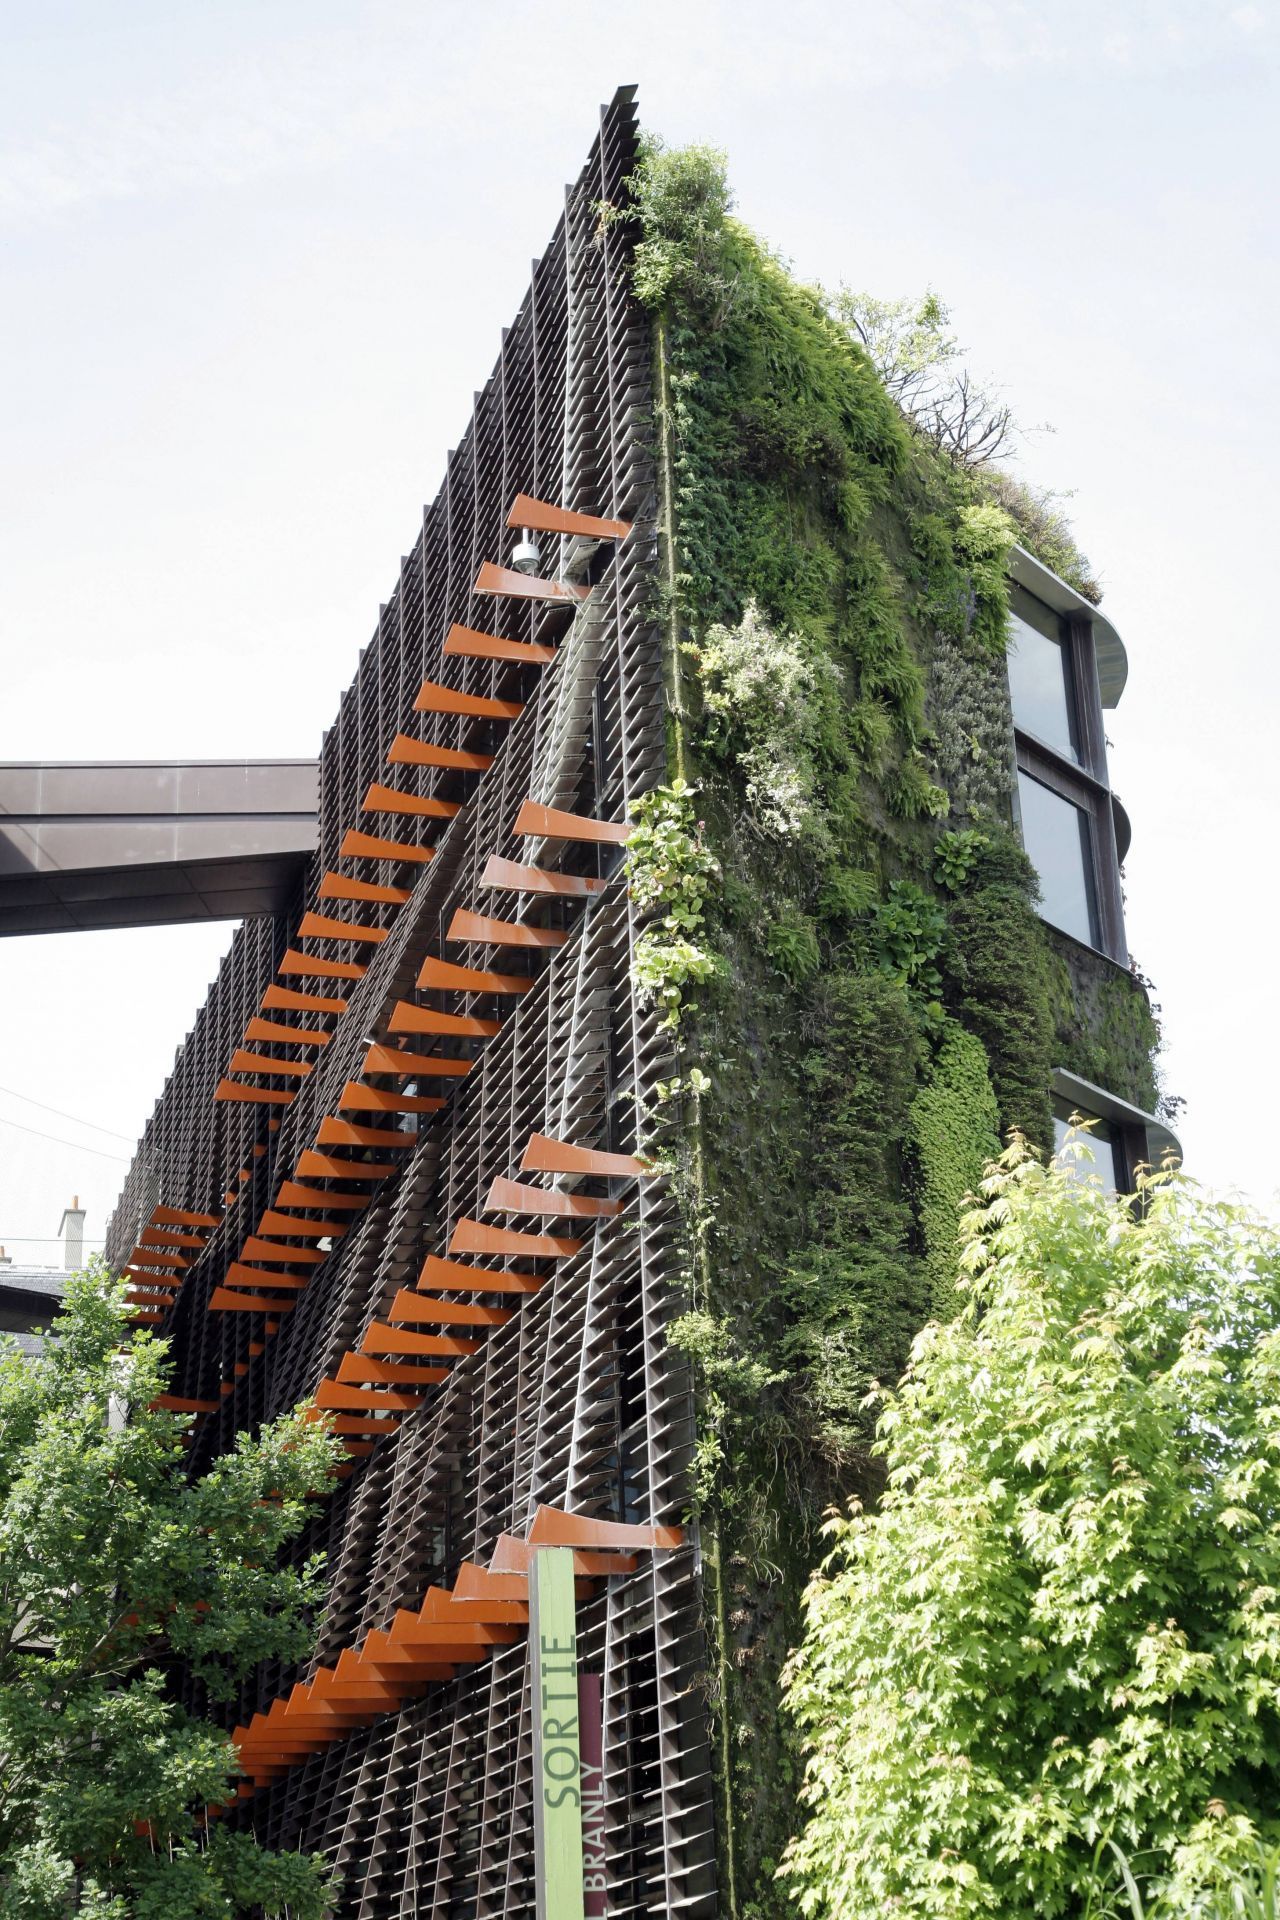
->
0;760;317;935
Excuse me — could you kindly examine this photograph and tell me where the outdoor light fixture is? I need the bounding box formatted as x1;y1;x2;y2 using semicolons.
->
510;528;542;574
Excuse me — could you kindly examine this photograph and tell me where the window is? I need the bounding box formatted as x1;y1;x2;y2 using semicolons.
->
1006;566;1127;961
1007;603;1080;763
1017;770;1099;948
1052;1096;1124;1194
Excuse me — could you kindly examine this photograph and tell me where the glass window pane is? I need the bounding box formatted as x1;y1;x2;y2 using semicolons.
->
1053;1097;1123;1194
1017;770;1098;947
1008;609;1079;762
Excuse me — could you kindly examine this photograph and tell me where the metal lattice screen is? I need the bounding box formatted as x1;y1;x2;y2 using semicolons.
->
105;88;717;1920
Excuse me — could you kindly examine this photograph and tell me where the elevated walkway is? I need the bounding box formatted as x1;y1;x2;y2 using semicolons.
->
0;760;317;934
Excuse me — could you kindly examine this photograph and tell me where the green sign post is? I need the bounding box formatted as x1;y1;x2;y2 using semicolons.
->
531;1547;585;1920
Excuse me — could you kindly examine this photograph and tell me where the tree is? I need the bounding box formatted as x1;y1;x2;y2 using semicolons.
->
0;1261;342;1918
781;1144;1280;1917
828;289;1105;601
830;288;1015;470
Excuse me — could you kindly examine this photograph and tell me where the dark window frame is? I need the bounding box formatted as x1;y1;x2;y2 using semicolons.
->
1009;597;1127;964
1007;586;1085;765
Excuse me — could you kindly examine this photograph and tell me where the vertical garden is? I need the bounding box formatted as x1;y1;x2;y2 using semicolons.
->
618;141;1168;1914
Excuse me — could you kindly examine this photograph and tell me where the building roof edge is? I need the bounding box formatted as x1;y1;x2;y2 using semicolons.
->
1010;544;1128;710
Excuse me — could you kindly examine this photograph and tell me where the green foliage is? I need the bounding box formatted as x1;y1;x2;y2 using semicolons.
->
695;600;844;849
909;1023;1000;1316
618;137;736;319
632;130;1163;1915
816;864;879;925
0;1263;342;1918
782;1151;1280;1918
932;826;990;892
953;501;1018;651
1083;1836;1280;1918
765;910;820;986
870;880;947;1002
942;831;1057;1150
625;778;721;1029
983;466;1103;603
924;623;1016;822
830;280;1099;598
1051;939;1166;1119
667;1310;787;1504
778;973;926;1466
830;286;1015;472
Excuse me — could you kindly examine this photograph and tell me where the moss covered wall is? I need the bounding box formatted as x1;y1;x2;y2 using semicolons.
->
619;140;1169;1917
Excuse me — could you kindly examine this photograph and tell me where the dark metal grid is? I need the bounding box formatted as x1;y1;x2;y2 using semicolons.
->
105;88;715;1920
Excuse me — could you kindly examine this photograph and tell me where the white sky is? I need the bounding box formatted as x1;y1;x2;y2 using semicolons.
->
1;0;1277;1266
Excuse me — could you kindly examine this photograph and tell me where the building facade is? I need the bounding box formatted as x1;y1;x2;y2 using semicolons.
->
104;88;1173;1918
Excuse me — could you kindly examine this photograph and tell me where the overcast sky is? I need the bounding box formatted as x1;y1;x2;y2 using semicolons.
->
1;0;1277;1267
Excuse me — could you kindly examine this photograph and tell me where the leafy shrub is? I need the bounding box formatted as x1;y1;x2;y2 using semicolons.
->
783;1151;1280;1918
870;880;948;999
626;779;721;1029
816;864;879;926
766;911;821;985
932;826;990;892
618;136;737;320
696;601;844;847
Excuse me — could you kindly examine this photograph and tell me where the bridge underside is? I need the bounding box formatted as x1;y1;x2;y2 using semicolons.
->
0;760;317;935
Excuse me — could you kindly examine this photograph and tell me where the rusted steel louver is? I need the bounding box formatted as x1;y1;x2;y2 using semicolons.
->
478;854;605;898
263;983;349;1015
244;1017;332;1046
338;1083;445;1116
228;1051;313;1077
446;909;566;951
152;1206;221;1230
473;561;587;604
278;950;367;982
417;956;532;995
361;1043;474;1077
274;1181;370;1211
339;829;435;864
484;1175;623;1220
512;799;631;844
257;1211;348;1239
316;1116;417;1150
386;734;493;772
295;1150;400;1181
297;912;388;946
447;1218;583;1260
388;1000;502;1038
224;1511;678;1794
505;492;633;542
362;784;459;821
413;679;523;721
214;1081;296;1106
442;623;556;665
318;873;411;905
520;1130;654;1179
417;1253;542;1295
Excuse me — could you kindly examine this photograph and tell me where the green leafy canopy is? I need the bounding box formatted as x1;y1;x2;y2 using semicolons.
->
782;1150;1280;1918
0;1262;342;1918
